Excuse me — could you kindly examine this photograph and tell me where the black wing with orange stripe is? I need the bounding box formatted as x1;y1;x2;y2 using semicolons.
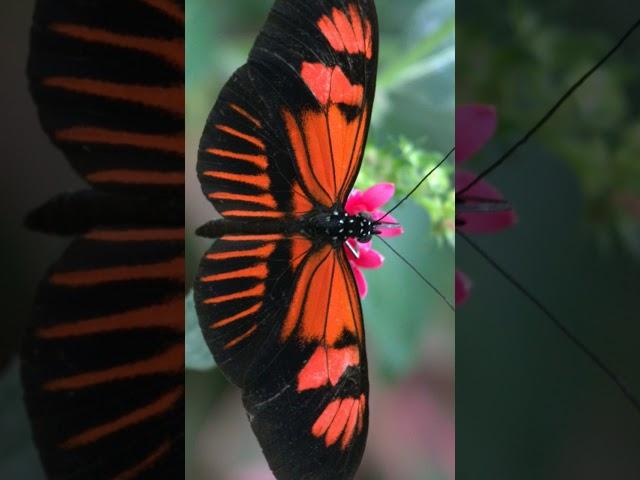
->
195;1;378;478
22;229;184;480
28;0;184;192
22;1;184;478
197;0;378;220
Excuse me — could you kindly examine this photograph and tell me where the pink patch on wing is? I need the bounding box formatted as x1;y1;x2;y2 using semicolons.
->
301;62;363;106
312;396;366;449
297;345;360;392
316;6;373;59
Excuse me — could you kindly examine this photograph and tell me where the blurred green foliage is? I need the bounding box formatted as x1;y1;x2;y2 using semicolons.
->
458;2;640;256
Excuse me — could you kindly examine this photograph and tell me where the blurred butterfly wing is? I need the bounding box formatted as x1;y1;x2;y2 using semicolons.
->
21;228;184;479
22;1;185;478
197;0;378;218
28;0;184;192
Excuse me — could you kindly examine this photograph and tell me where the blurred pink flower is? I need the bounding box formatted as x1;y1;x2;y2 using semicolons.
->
456;104;516;303
455;270;472;306
345;183;403;298
229;465;274;480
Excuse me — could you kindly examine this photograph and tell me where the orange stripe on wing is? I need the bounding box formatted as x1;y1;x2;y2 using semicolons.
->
203;284;265;304
222;210;284;218
212;303;262;329
50;257;183;286
203;170;270;190
56;127;184;154
43;77;183;115
317;7;373;59
44;344;183;391
87;170;184;185
51;23;183;68
224;324;258;349
312;399;341;437
221;234;284;242
60;387;183;449
209;191;277;209
229;103;262;128
113;439;172;480
201;264;267;283
341;398;361;449
206;148;267;169
325;398;355;447
206;243;276;261
139;0;185;23
215;124;265;150
85;228;184;242
283;109;333;206
37;298;182;339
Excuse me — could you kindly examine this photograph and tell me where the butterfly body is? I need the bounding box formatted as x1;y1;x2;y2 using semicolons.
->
198;209;375;244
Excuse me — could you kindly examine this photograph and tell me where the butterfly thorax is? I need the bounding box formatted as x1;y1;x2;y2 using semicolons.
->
303;209;374;245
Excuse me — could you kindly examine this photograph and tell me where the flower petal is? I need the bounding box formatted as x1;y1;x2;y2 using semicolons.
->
455;270;472;305
345;189;364;215
362;183;395;211
350;262;368;298
356;247;384;269
456;104;497;164
456;170;517;234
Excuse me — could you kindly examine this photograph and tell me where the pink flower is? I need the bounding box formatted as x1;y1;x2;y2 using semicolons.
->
345;183;404;298
455;270;472;306
456;104;517;303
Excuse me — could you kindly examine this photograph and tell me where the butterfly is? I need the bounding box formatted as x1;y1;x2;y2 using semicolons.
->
194;0;380;478
21;1;184;478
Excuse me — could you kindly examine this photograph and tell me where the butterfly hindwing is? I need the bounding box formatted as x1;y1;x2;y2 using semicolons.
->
196;235;368;480
21;228;184;479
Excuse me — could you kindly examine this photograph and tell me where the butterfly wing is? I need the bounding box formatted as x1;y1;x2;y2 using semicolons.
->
22;1;185;478
195;1;378;478
195;235;368;480
197;0;378;218
28;0;184;192
21;229;184;479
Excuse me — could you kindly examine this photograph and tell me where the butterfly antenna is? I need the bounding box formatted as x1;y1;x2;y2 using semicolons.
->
377;236;454;312
458;231;640;416
378;146;455;222
457;16;640;197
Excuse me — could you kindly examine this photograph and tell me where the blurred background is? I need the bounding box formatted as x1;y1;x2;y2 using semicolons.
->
457;1;640;479
0;1;77;478
186;1;454;479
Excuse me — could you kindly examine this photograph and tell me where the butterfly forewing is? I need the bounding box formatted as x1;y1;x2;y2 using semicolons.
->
28;0;184;192
195;0;378;478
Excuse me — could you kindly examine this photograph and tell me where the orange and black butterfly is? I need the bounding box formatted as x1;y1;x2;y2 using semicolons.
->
22;1;184;478
194;0;379;478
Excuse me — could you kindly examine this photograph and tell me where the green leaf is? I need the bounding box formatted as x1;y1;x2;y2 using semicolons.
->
185;290;216;371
